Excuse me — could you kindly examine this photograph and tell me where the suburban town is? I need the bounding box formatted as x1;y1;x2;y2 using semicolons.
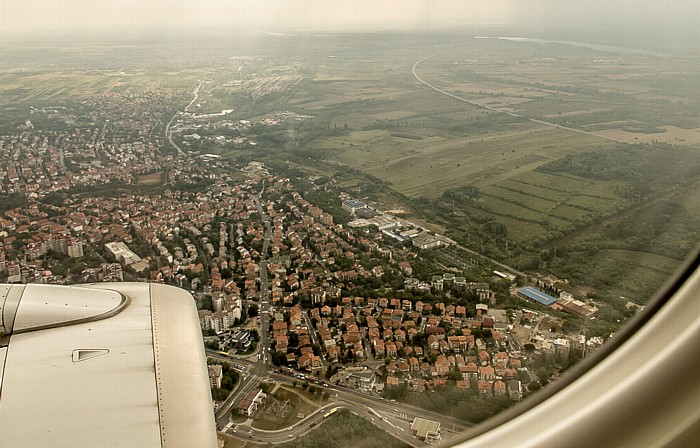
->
1;85;622;446
2;2;699;445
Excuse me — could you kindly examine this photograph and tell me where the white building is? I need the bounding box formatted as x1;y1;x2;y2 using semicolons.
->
208;365;223;389
199;298;241;334
237;388;266;416
67;240;84;258
213;294;224;312
105;241;142;265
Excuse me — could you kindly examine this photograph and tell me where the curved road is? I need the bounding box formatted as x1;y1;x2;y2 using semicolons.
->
207;352;472;445
164;79;206;157
412;55;633;144
225;401;424;447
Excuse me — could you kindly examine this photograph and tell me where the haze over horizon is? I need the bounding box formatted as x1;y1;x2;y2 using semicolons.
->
2;0;698;38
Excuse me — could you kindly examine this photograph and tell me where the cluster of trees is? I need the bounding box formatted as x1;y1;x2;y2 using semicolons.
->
40;250;105;282
520;347;584;390
538;145;700;198
442;185;480;204
406;385;515;424
0;193;27;213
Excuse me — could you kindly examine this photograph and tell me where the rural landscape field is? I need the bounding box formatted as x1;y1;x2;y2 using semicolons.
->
2;31;699;302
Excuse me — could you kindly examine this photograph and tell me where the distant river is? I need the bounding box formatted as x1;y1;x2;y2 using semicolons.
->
478;36;669;58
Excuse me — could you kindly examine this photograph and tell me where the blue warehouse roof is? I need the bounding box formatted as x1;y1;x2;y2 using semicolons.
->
518;286;559;306
343;199;366;208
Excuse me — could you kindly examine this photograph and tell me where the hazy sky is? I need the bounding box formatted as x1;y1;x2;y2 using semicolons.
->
1;0;697;36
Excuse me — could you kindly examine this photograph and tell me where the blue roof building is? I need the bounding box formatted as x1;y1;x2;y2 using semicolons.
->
518;286;559;306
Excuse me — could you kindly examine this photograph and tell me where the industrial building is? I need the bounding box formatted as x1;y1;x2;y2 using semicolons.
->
411;417;442;443
341;199;367;215
517;286;559;306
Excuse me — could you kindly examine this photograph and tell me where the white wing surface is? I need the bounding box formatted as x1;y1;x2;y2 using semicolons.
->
0;283;217;448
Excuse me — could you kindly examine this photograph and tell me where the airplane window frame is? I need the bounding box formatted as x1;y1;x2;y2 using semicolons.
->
447;244;700;446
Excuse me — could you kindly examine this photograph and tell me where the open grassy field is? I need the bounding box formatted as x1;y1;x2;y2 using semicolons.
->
670;183;700;220
280;409;409;448
0;70;204;105
596;125;700;145
329;125;617;198
136;172;163;185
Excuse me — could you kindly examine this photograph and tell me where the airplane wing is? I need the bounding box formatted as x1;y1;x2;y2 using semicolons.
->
0;282;217;448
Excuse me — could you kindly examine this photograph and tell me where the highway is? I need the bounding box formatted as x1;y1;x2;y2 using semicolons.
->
164;112;186;157
214;369;260;427
207;350;472;445
323;379;472;436
412;54;634;145
184;79;206;112
224;401;425;447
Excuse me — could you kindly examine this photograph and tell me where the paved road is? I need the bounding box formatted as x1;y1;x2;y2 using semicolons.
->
412;55;634;145
164;112;186;157
251;183;273;371
185;80;206;112
165;80;205;157
207;350;472;445
226;401;424;446
213;186;273;427
214;370;260;428
325;381;472;435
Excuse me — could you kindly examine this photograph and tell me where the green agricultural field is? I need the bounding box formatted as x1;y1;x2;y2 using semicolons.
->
562;195;625;214
548;203;594;222
495;216;547;242
496;178;574;203
329;125;617;198
295;38;698;278
481;185;557;213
